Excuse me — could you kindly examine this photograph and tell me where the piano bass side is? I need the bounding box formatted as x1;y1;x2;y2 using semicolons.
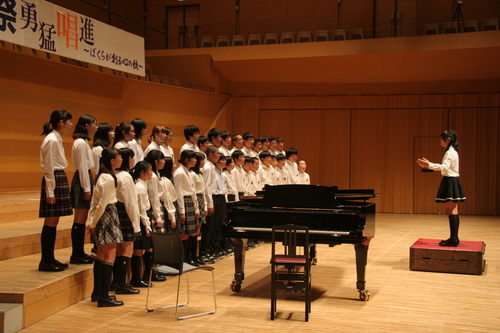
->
222;185;376;301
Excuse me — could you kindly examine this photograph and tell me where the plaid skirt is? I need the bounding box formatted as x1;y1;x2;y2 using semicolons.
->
39;170;73;218
71;170;94;209
134;222;152;250
91;204;123;246
166;201;183;234
175;196;196;235
196;193;207;224
436;177;467;203
116;201;142;242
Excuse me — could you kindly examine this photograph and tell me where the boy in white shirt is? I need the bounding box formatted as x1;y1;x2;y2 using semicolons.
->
297;160;310;184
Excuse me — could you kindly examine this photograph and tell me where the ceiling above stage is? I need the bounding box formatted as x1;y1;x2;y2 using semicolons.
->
145;30;500;96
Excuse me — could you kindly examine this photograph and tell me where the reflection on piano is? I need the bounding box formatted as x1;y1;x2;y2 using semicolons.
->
222;184;376;301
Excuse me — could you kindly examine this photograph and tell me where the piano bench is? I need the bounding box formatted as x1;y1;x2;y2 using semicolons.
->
410;238;486;275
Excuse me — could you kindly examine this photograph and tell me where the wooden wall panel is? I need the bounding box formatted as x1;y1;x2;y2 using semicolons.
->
229;97;499;215
0;49;228;191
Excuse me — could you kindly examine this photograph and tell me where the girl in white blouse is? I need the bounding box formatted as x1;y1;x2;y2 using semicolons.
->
70;114;98;265
113;122;135;149
144;125;167;157
92;123;115;176
143;149;167;282
159;156;179;233
129;118;147;162
39;110;73;272
129;161;154;288
111;148;141;295
173;150;200;263
87;147;124;307
417;130;466;247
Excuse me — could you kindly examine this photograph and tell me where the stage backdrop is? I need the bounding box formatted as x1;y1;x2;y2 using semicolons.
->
0;0;145;76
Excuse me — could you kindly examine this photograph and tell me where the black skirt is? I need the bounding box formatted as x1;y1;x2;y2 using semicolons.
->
435;177;466;203
39;170;73;218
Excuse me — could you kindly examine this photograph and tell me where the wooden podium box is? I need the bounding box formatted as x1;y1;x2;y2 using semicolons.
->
410;238;485;275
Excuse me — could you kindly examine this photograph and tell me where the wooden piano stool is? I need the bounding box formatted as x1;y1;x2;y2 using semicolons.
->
410;238;486;275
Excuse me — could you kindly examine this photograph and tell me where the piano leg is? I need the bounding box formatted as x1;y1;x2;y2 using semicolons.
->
230;238;248;292
310;244;317;265
354;243;371;301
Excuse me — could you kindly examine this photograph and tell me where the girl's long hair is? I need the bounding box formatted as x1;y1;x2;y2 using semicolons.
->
144;149;165;174
130;160;152;183
440;130;459;151
116;148;135;171
158;157;174;181
73;114;97;140
41;109;72;136
113;122;132;146
93;123;113;148
97;147;118;186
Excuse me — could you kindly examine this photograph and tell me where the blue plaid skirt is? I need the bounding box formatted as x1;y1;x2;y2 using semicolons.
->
39;170;73;218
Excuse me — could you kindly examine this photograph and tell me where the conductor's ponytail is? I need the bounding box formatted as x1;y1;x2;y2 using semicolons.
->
41;110;73;136
440;130;459;152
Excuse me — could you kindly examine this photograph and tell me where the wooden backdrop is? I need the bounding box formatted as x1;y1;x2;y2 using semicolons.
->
226;97;500;215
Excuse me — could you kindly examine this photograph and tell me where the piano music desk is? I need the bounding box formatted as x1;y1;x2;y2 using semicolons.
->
410;238;486;275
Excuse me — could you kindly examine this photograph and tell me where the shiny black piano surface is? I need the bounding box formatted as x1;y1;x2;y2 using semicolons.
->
222;184;376;300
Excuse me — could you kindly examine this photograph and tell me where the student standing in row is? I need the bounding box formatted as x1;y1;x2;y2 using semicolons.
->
112;148;141;295
219;131;232;156
92;123;115;176
297;160;310;184
144;125;167;157
162;127;175;160
87;147;124;307
180;125;200;154
70;114;98;265
129;118;147;162
39;110;74;272
129;161;153;288
159;156;180;234
114;122;134;149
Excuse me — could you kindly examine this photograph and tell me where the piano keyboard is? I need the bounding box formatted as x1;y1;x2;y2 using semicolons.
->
233;226;351;236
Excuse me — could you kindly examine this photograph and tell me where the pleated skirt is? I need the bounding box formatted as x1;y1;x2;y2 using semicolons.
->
39;170;73;218
91;204;123;245
435;176;467;203
116;201;142;242
71;170;94;209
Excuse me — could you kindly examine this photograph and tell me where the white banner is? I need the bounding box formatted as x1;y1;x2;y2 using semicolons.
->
0;0;145;76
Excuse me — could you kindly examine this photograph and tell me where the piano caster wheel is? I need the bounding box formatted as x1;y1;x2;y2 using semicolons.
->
359;290;370;301
231;281;242;292
312;258;317;265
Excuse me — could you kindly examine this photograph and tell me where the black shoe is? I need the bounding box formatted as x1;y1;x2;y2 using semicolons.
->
200;255;215;264
91;294;116;302
131;280;151;288
151;273;166;282
70;255;93;264
97;296;124;307
115;285;140;294
39;261;64;272
83;253;95;262
195;258;206;266
439;239;460;247
187;260;199;267
53;259;69;269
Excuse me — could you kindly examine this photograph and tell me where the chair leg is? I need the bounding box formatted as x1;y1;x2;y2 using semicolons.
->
177;269;218;320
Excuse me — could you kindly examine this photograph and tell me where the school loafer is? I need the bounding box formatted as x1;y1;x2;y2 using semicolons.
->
439;239;460;247
97;297;124;307
39;261;64;272
70;255;93;264
131;280;151;288
151;273;166;282
91;294;116;302
53;259;69;269
115;285;140;294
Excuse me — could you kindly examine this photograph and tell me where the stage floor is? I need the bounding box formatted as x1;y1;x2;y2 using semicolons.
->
19;213;500;333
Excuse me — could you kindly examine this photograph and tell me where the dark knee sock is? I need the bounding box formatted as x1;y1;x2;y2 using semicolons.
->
142;251;153;281
130;255;143;284
449;214;460;241
100;262;114;299
41;225;56;263
190;236;198;261
111;257;120;286
91;259;103;299
71;223;86;257
115;256;131;287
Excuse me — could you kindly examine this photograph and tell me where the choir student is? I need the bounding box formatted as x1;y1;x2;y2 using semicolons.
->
39;110;73;272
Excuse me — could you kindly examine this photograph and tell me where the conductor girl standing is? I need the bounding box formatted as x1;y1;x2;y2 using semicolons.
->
417;130;466;247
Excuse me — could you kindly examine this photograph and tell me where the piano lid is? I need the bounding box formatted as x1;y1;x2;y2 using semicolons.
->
262;184;339;209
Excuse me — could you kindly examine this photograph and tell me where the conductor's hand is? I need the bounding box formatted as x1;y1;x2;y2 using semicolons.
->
417;158;430;168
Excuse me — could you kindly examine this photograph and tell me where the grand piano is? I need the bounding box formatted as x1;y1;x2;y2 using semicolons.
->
222;184;376;301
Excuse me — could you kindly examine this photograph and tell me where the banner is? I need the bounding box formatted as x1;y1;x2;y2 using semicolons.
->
0;0;145;76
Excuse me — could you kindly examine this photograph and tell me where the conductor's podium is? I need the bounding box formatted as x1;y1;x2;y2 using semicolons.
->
410;238;486;275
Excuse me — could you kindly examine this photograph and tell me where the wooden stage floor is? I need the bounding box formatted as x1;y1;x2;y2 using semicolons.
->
19;213;500;333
